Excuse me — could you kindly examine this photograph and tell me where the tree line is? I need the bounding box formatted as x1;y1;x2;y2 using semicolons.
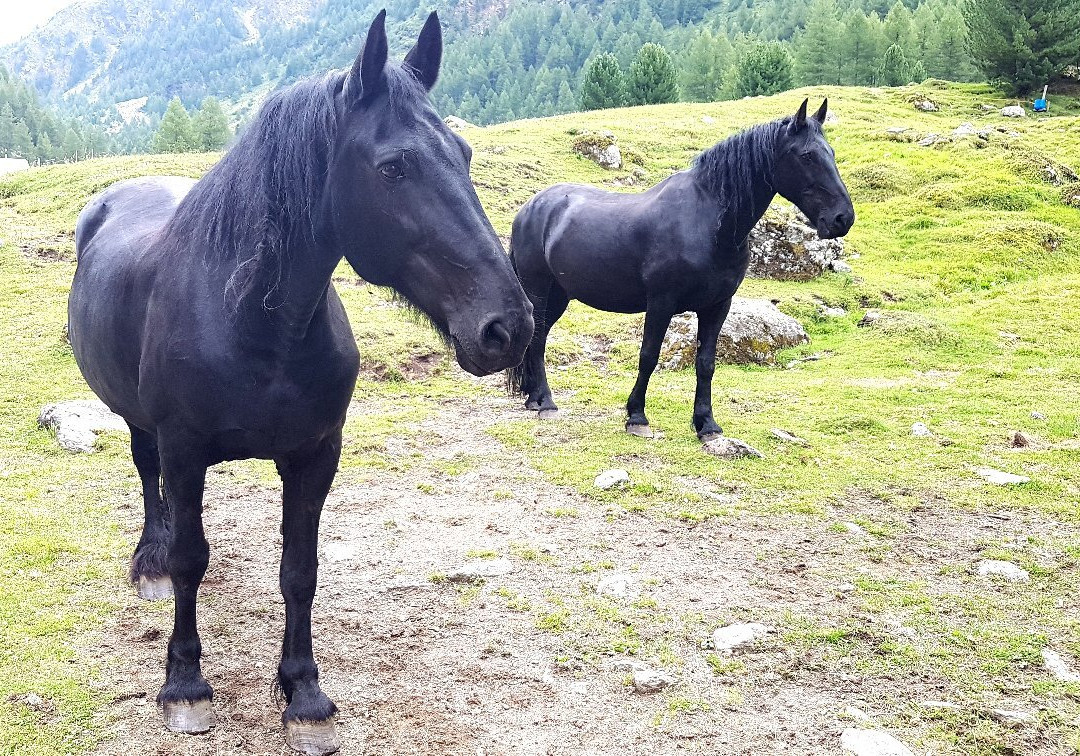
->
0;66;109;163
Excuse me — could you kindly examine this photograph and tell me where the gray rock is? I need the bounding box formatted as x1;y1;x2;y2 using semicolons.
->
858;310;882;327
702;436;765;460
660;300;810;369
822;305;847;317
632;667;677;694
711;622;773;653
952;122;978;137
914;99;938;112
1041;648;1080;682
987;708;1037;727
830;260;853;274
594;469;630;490
445;558;514;582
976;559;1030;582
747;205;846;281
38;400;128;453
917;133;942;147
975;467;1030;485
770;428;808;446
701;115;716;124
444;115;476;130
596;574;637;599
840;728;915;756
911;422;932;437
979;103;997;112
885;127;917;143
572;131;622;170
1001;105;1026;118
842;706;873;723
1031;411;1047;420
843;522;869;537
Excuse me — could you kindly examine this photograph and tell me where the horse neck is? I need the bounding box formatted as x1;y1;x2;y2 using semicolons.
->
721;181;776;243
700;128;779;244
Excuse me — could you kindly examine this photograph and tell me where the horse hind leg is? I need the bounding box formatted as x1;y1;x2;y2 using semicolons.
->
522;281;568;418
128;424;172;600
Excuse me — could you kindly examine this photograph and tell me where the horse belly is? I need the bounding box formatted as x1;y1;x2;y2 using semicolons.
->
546;234;647;314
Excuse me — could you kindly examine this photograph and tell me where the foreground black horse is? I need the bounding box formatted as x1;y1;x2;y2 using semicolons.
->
68;12;532;754
509;99;853;440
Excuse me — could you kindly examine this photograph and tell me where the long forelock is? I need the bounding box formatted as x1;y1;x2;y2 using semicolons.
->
164;62;430;312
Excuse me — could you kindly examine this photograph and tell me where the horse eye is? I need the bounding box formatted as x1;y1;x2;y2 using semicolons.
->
379;162;404;179
799;152;814;164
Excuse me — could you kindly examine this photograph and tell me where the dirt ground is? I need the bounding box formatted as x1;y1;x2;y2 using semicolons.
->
87;391;1073;756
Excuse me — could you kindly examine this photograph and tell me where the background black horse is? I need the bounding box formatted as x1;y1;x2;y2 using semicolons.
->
68;11;532;755
509;99;853;440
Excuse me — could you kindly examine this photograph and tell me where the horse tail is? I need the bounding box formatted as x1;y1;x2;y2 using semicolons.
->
506;219;526;397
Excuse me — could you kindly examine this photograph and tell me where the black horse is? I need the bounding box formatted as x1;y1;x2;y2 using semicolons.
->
68;12;532;754
509;99;853;440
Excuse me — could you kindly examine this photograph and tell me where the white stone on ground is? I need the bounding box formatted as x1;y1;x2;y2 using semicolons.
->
840;728;915;756
987;708;1037;727
843;522;869;537
975;467;1030;485
911;422;932;437
770;428;808;446
594;469;630;490
822;305;847;317
596;574;636;599
976;559;1030;582
38;400;128;453
711;622;773;653
445;558;514;582
842;705;873;723
631;667;677;694
1001;105;1026;117
1042;648;1080;682
702;436;764;460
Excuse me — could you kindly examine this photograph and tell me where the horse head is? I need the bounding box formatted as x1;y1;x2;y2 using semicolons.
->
772;98;855;240
324;11;533;376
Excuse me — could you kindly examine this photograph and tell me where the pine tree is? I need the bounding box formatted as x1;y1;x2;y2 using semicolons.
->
963;0;1080;94
881;1;915;52
909;60;928;82
627;43;680;105
879;43;910;86
153;97;194;153
730;41;795;98
841;10;883;84
579;53;627;110
191;97;230;151
680;29;732;101
795;0;843;85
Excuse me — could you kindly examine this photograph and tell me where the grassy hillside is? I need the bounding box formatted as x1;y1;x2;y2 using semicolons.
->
1;80;1078;754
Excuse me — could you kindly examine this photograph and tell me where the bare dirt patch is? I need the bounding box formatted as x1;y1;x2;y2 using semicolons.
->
88;396;1077;755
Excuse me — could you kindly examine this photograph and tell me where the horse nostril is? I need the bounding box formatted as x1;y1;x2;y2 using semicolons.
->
480;318;512;356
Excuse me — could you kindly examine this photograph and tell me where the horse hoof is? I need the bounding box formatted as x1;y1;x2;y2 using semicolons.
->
524;399;541;411
285;718;341;756
625;423;653;438
137;575;174;601
162;699;213;734
538;408;560;420
698;432;723;443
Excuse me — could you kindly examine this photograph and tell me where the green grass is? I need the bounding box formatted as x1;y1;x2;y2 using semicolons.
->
2;80;1080;753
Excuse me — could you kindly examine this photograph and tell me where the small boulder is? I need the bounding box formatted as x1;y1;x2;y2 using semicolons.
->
702;436;764;460
711;622;773;653
770;428;808;446
917;133;942;147
747;205;846;281
913;99;938;112
911;422;932;437
38;400;128;453
632;667;677;694
1001;105;1026;118
830;260;853;274
1041;648;1080;682
952;122;978;137
572;131;622;170
444;115;477;131
840;728;915;756
594;469;630;490
975;467;1030;485
987;708;1037;727
976;559;1030;582
596;574;637;599
659;300;810;369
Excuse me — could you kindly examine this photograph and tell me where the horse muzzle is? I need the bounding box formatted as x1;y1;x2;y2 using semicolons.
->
816;208;855;240
451;308;534;376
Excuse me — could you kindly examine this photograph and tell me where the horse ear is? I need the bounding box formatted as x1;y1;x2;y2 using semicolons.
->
790;97;809;132
812;98;828;124
404;12;442;92
347;10;388;105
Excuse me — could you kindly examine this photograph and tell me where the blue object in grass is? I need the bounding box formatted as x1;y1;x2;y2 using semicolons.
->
1034;98;1048;112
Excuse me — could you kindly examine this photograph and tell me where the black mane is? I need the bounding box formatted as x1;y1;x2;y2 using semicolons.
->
166;64;428;310
692;118;792;225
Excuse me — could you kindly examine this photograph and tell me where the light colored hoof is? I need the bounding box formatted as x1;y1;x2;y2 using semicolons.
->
625;423;653;438
162;699;213;734
537;408;560;420
286;718;341;756
137;575;174;601
698;432;723;443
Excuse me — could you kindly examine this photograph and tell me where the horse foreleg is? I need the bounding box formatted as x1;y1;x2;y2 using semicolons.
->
156;439;213;734
625;306;674;436
275;435;342;756
692;300;732;441
522;281;568;418
128;424;173;600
